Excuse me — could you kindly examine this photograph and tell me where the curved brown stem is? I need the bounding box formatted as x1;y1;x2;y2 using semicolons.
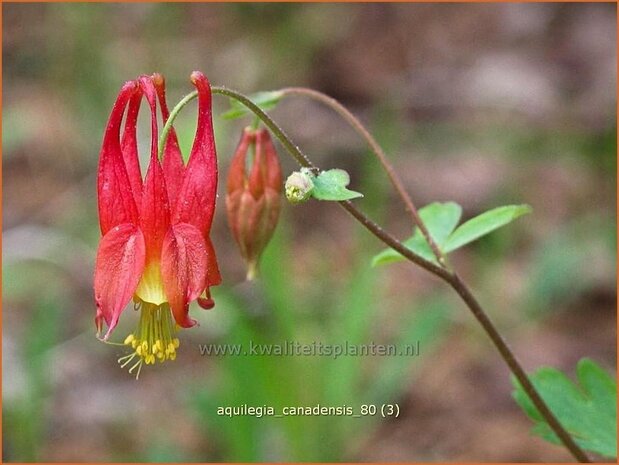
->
189;86;589;462
445;272;590;462
280;87;447;267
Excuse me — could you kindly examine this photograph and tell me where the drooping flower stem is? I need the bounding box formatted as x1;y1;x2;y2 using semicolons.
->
158;89;198;160
160;87;589;462
279;87;447;267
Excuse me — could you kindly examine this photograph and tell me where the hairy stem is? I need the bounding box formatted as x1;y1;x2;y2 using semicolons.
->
161;86;589;462
280;87;447;267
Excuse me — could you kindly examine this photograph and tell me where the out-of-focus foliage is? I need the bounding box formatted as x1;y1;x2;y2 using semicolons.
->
3;3;616;462
222;91;285;120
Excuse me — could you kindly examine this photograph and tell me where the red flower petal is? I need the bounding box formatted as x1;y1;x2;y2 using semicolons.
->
205;236;222;287
248;129;282;198
248;130;266;198
195;237;221;310
98;81;140;235
153;73;185;209
141;160;171;261
226;128;254;195
173;71;218;236
197;296;215;310
137;76;171;259
161;223;208;328
120;90;144;209
262;130;283;191
94;223;146;339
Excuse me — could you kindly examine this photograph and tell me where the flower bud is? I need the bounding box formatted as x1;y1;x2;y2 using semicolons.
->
285;169;315;204
226;127;282;279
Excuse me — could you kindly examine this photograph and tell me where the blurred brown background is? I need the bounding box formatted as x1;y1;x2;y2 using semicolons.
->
2;3;616;462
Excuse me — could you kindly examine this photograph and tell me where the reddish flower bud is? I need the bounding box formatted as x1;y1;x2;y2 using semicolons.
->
226;127;282;279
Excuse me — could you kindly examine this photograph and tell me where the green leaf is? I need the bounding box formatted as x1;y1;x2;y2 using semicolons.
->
512;358;617;458
311;169;363;201
221;91;284;120
443;204;531;253
371;202;461;266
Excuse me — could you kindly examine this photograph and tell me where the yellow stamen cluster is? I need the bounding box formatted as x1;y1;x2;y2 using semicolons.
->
118;301;180;378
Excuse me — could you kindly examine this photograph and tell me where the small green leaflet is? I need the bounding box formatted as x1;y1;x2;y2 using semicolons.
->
443;204;532;253
372;203;531;267
512;359;617;459
221;91;284;120
311;169;363;201
372;202;461;265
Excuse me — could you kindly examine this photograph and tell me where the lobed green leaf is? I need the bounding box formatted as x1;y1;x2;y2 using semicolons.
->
512;358;617;458
311;169;363;201
443;204;532;253
372;203;531;267
371;202;461;266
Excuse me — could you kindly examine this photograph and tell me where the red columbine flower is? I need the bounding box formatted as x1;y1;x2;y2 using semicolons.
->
94;72;221;375
226;127;282;279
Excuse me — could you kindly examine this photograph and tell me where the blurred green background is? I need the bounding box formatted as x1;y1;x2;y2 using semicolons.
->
2;3;616;462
